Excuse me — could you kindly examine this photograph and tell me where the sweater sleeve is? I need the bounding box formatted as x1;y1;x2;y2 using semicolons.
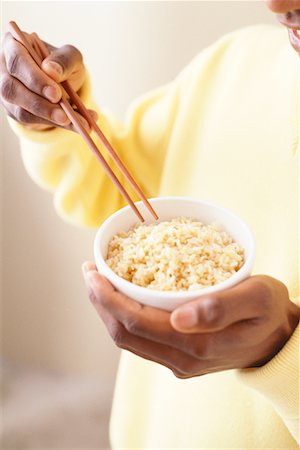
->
8;75;180;228
237;298;300;444
7;28;243;229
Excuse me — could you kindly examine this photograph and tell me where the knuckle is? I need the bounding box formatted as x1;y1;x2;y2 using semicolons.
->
108;322;125;347
55;45;83;72
0;74;15;101
124;316;141;335
201;297;224;327
88;289;98;304
172;370;187;379
26;71;42;91
15;107;30;123
252;277;273;310
173;361;198;378
30;98;45;116
192;339;211;359
5;108;15;119
6;52;21;76
63;44;82;61
98;290;112;308
2;102;15;119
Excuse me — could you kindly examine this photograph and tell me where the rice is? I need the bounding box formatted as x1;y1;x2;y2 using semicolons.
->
105;217;245;292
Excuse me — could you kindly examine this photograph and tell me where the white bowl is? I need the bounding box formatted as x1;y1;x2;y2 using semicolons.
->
94;197;255;312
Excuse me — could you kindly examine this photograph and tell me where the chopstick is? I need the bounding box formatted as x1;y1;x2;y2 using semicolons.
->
31;32;159;222
8;21;159;222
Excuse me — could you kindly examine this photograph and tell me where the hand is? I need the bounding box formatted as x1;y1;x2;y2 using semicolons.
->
82;262;300;378
0;31;97;131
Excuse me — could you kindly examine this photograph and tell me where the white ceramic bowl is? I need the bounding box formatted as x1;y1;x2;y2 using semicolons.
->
94;197;255;311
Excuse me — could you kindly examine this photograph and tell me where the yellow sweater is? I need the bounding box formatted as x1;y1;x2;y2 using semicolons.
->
10;25;299;448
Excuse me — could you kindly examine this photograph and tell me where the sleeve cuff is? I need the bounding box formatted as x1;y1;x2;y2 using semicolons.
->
237;319;299;441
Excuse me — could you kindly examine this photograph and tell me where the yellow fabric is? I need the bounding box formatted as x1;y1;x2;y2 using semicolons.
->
9;25;299;448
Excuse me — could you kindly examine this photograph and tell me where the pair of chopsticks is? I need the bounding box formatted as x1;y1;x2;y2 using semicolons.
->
8;21;158;223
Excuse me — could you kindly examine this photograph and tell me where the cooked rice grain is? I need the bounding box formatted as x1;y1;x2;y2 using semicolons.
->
106;217;244;291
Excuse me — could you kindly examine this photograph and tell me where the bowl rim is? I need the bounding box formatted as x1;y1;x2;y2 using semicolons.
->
94;196;256;299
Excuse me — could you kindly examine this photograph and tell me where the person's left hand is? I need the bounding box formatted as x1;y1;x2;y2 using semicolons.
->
82;262;300;378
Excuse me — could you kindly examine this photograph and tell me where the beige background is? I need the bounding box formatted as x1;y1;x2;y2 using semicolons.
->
1;1;275;380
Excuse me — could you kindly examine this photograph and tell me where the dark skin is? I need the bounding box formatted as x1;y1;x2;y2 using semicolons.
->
82;1;299;377
0;1;299;377
82;263;299;378
0;31;95;131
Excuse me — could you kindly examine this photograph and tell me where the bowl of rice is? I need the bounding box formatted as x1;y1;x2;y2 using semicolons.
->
94;197;255;311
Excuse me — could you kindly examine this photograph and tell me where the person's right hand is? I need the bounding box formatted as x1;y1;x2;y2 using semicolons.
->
0;31;97;131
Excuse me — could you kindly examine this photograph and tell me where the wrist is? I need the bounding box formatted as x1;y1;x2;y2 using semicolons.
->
253;301;300;368
286;301;300;338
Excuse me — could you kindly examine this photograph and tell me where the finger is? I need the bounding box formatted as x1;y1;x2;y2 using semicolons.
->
82;269;248;360
115;303;257;361
82;283;209;378
170;276;269;333
82;269;190;350
41;44;83;83
3;32;61;103
2;98;50;124
3;98;91;133
82;261;97;274
67;110;93;132
107;326;211;379
81;267;176;367
84;268;169;326
88;109;98;122
0;74;69;125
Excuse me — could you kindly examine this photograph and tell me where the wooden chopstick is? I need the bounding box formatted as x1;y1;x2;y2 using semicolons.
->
8;21;159;222
8;21;144;222
31;33;159;222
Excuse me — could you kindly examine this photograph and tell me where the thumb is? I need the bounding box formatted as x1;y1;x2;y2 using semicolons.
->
41;44;83;83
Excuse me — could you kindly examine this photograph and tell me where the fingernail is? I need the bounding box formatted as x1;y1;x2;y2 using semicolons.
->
43;85;61;102
51;108;69;125
172;306;198;329
44;61;63;76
